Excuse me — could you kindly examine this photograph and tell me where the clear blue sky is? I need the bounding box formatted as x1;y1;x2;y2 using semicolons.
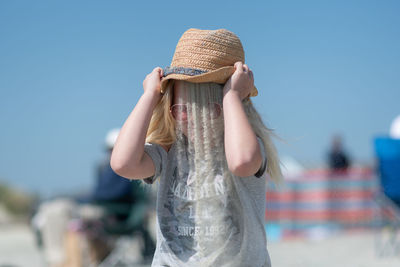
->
1;0;399;196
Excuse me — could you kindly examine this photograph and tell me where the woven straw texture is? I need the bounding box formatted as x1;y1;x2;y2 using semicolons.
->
161;28;258;97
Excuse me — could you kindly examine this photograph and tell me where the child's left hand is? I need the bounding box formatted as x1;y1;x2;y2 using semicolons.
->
223;61;254;100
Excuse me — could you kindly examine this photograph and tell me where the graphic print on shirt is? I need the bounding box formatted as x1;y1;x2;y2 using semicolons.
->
159;155;243;262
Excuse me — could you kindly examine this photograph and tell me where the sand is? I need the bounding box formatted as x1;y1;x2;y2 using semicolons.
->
1;224;400;267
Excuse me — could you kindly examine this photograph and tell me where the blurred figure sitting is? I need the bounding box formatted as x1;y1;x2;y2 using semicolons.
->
327;134;351;175
82;128;156;264
32;128;156;266
92;128;134;205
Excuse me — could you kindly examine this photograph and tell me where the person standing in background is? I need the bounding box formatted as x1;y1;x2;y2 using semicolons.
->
327;134;351;175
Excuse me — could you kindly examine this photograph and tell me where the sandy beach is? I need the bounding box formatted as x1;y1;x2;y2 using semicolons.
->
1;224;400;267
0;224;44;267
268;229;400;267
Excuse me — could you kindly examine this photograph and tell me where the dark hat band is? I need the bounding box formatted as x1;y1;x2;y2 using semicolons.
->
163;66;208;77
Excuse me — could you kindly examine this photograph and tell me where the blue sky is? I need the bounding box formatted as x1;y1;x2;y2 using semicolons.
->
1;0;399;196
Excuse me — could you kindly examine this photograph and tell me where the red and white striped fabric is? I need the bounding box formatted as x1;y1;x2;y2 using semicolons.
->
265;167;380;230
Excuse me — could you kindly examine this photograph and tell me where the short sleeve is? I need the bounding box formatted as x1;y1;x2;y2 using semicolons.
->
142;142;167;184
254;137;267;178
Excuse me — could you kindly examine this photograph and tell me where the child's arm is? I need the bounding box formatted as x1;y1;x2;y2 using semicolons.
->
110;67;164;179
223;61;263;177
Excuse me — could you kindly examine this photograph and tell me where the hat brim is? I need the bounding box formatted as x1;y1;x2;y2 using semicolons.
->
160;66;258;97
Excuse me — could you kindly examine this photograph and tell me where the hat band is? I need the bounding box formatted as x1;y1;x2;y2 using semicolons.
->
163;66;207;77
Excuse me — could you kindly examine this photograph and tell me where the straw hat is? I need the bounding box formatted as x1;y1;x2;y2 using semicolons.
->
161;28;258;97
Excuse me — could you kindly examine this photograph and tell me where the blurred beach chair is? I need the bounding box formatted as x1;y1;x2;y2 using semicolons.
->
373;137;400;257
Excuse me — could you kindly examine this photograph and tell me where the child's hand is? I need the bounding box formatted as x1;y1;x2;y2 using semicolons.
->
143;67;164;96
223;61;254;100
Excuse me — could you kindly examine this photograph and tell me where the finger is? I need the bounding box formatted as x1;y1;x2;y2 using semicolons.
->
153;67;162;74
155;67;164;78
234;61;243;72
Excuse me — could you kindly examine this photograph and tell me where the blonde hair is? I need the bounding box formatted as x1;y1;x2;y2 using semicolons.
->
146;80;176;147
146;81;282;183
242;98;283;183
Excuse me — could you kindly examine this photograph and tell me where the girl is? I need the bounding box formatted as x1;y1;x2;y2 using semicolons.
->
111;28;281;267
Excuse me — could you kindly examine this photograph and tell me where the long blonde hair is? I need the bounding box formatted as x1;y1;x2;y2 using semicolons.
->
146;81;282;183
146;80;176;147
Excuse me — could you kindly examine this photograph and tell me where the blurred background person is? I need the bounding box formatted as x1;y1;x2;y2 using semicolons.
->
327;134;351;175
31;128;156;266
91;128;135;205
80;128;156;264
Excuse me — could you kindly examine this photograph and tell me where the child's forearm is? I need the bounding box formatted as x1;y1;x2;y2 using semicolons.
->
111;67;163;179
223;91;262;177
110;90;160;175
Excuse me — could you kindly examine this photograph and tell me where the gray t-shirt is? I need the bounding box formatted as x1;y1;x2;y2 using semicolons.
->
143;140;271;267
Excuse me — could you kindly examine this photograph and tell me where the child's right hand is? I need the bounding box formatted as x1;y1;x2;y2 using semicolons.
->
143;67;164;96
